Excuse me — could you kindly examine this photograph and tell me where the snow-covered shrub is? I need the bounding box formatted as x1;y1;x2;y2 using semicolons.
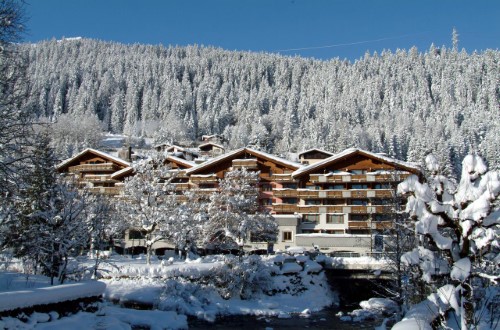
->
395;154;500;329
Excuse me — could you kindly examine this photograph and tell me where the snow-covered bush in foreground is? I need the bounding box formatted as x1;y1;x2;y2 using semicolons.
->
104;254;335;322
395;154;500;329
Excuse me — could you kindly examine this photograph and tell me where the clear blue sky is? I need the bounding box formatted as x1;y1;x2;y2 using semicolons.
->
25;0;500;61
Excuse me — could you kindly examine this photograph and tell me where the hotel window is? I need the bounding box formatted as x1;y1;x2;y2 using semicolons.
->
350;214;369;221
351;184;369;189
282;198;297;204
302;214;319;223
326;214;344;224
261;183;273;191
261;198;273;205
282;231;293;242
305;199;321;205
282;183;297;189
374;183;391;189
352;199;368;206
326;184;344;190
306;185;321;190
351;169;367;174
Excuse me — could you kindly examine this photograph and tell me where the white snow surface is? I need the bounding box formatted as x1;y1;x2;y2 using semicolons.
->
0;254;336;328
0;279;105;312
450;257;471;282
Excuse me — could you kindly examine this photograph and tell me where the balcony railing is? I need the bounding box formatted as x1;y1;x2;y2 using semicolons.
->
347;220;393;230
232;159;259;169
348;221;370;229
81;174;116;183
270;173;295;182
190;174;219;183
192;188;218;195
69;163;119;173
297;189;394;199
173;183;190;190
309;173;412;184
87;186;123;195
272;204;299;213
273;189;299;197
297;205;392;214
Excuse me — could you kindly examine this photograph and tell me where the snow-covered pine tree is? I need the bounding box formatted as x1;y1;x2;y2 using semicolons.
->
395;154;500;328
9;133;90;284
118;153;178;264
205;168;277;252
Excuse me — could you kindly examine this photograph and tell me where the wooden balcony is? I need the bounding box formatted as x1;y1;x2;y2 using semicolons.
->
372;221;393;230
348;221;370;229
173;183;190;191
297;205;392;214
272;204;299;213
347;220;393;230
190;174;219;184
87;186;123;195
270;173;295;182
309;173;412;184
232;159;258;169
273;189;299;197
297;189;394;199
69;163;119;173
81;174;116;183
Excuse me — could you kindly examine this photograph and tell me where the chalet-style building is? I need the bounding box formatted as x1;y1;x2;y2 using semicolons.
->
56;148;130;196
297;148;334;165
289;148;420;253
58;146;421;256
198;142;225;157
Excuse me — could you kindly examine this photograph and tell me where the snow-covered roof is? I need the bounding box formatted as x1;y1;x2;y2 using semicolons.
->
56;148;131;171
297;148;334;158
110;166;134;180
186;147;303;175
292;148;421;178
165;154;196;168
199;142;225;150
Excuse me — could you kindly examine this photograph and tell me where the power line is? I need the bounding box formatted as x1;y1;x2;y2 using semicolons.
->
275;32;430;52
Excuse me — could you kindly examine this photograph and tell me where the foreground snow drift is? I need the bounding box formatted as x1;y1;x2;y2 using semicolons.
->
0;281;106;312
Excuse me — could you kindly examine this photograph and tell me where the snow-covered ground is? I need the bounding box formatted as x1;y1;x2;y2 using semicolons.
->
0;253;337;329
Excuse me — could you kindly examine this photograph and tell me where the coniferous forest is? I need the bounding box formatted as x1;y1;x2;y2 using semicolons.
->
21;38;500;176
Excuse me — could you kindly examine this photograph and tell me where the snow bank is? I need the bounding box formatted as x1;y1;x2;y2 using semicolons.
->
0;281;106;312
28;305;188;330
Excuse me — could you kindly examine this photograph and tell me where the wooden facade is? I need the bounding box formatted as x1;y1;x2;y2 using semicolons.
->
58;147;421;254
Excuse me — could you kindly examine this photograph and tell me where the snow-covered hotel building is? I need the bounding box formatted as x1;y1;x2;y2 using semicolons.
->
57;146;421;255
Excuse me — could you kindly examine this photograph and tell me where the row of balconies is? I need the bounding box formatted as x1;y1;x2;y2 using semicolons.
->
309;173;411;183
272;204;392;214
348;220;393;230
273;189;393;199
187;172;410;185
69;163;120;173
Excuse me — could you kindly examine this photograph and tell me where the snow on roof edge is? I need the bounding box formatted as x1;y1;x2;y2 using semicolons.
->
293;148;421;177
56;148;131;170
297;148;335;157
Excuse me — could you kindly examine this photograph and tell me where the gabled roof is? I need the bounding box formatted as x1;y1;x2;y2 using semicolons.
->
110;166;134;180
110;155;195;181
165;154;196;168
199;142;225;150
164;145;200;156
298;148;334;158
56;148;131;171
292;148;421;178
186;147;303;175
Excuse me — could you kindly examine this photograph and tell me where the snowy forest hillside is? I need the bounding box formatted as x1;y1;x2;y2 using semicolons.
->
21;39;499;175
